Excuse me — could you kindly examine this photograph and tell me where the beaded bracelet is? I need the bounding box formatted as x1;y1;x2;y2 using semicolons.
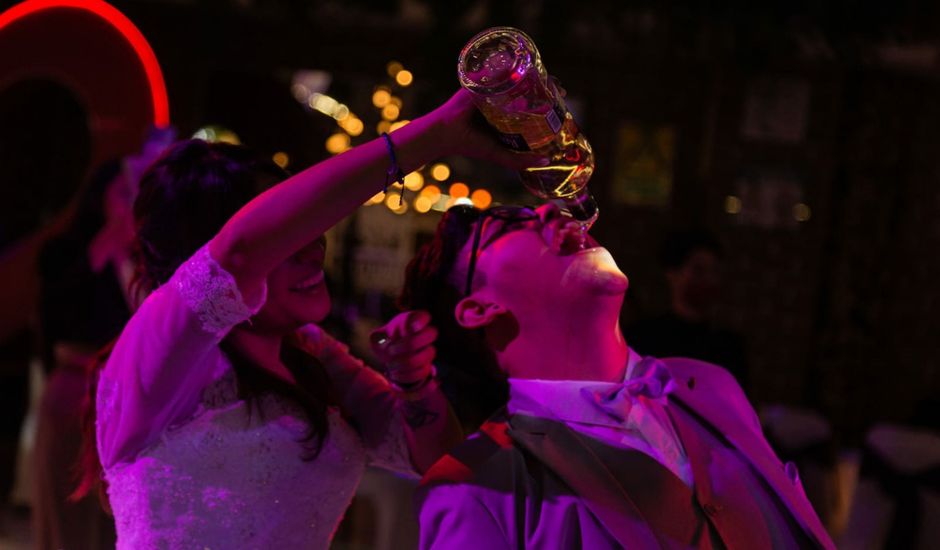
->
381;132;406;206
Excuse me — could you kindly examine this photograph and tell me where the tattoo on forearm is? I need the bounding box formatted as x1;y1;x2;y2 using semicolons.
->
403;399;440;429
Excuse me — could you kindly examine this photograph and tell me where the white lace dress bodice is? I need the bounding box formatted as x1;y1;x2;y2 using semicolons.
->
96;245;412;549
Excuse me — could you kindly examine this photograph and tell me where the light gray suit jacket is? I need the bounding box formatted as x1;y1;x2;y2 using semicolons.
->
416;358;836;550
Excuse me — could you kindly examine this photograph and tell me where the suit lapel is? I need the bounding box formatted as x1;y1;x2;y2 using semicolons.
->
508;414;663;549
670;383;834;550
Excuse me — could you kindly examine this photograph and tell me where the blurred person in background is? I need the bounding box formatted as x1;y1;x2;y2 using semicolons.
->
31;127;175;549
73;89;539;548
626;228;749;393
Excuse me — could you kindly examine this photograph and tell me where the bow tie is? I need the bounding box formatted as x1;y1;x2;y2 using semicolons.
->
581;356;676;423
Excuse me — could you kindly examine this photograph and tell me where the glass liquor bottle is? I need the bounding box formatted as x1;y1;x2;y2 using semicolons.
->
458;26;598;225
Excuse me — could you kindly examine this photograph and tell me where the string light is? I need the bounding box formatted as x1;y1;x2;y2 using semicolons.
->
272;152;289;168
724;195;742;215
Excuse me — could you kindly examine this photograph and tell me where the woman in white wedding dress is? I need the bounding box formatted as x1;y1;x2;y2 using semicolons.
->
72;90;541;548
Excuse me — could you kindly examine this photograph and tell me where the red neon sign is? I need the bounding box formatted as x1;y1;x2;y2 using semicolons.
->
0;0;170;127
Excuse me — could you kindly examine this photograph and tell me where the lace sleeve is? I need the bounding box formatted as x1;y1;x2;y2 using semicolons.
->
97;244;265;469
175;244;266;337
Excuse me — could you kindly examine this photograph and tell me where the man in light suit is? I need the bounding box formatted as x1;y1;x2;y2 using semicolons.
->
396;203;836;549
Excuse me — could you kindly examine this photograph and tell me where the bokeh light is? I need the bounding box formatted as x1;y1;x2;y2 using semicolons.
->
365;191;386;206
793;203;812;222
404;171;424;191
272;151;289;168
386;61;403;78
415;195;433;213
395;70;413;87
326;133;351;154
430;163;451;181
420;184;442;203
341;116;364;136
382;104;400;121
471;189;492;209
389;120;410;132
724;195;743;215
192;125;241;145
449;182;469;198
372;87;391;108
385;193;408;214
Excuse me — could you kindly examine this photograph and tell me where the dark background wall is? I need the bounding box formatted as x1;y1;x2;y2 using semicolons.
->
1;0;937;444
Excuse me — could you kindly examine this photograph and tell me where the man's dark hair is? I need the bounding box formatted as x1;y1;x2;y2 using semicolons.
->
399;205;508;431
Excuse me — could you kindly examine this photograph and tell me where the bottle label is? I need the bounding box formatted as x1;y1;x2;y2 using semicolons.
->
489;100;568;152
546;103;564;134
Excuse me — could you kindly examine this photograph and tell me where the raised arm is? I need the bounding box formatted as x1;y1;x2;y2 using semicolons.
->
209;90;538;303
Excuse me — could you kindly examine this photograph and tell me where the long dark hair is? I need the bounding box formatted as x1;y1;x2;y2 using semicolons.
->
74;139;332;503
399;205;508;431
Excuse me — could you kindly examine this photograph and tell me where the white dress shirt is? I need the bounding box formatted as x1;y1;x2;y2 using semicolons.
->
507;349;693;487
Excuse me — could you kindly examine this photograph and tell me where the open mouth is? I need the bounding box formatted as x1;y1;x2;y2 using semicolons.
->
555;221;599;255
290;270;325;292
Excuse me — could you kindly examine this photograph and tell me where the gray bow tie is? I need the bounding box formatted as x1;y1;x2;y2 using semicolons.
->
581;357;676;423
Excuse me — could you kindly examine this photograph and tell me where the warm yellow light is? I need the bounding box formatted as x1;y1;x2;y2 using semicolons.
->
404;171;425;191
390;96;403;108
389;120;410;132
382;104;400;121
415;195;433;213
386;61;404;77
309;93;339;116
372;88;391;108
420;184;442;203
724;195;743;215
343;117;364;136
326;133;351;154
385;193;408;214
793;203;812;222
365;191;386;205
333;104;350;121
449;182;469;198
272;152;289;168
471;189;492;209
453;197;474;207
430;163;451;181
376;121;392;135
396;70;414;87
